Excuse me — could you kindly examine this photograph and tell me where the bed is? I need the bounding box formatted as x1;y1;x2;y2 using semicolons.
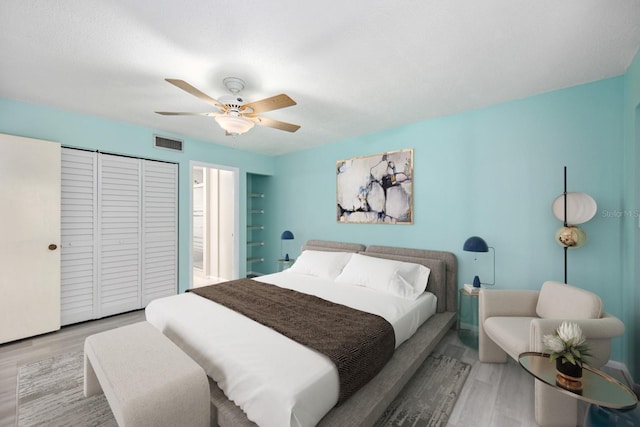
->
145;240;457;427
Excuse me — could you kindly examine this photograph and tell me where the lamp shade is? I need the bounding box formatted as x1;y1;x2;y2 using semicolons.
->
214;115;255;136
280;230;294;240
463;236;489;253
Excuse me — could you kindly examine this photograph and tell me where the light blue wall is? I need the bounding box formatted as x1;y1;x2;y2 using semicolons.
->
0;97;276;292
0;71;635;370
622;49;640;379
269;77;629;363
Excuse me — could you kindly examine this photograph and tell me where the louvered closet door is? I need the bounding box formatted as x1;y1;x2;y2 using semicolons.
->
142;160;178;305
60;149;97;325
98;154;142;317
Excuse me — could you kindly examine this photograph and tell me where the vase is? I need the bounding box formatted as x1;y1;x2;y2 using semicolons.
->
555;359;583;391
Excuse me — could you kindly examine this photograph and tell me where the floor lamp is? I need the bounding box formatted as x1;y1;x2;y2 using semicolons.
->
552;167;596;283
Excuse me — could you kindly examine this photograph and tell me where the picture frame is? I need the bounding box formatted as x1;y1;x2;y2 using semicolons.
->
336;149;413;224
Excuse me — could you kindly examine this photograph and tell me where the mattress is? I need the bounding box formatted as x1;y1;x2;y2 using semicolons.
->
145;271;437;427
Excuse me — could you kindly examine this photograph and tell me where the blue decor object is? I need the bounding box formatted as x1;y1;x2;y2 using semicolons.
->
472;275;481;288
280;230;294;260
463;236;489;252
585;404;640;427
463;236;495;286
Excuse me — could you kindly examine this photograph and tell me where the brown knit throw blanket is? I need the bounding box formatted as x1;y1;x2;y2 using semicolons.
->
190;278;396;404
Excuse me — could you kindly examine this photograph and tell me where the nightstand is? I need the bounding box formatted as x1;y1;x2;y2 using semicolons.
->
457;288;479;349
276;258;295;272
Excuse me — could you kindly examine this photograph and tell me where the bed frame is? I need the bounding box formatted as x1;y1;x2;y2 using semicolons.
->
209;240;457;427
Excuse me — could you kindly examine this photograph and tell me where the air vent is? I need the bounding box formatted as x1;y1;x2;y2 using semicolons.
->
154;135;183;152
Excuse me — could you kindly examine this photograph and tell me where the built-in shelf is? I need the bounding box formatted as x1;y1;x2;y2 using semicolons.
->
247;176;268;276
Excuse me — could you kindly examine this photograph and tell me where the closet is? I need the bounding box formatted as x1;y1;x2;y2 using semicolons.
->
60;148;178;325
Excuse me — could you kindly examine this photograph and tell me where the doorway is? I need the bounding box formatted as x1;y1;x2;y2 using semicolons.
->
191;162;239;288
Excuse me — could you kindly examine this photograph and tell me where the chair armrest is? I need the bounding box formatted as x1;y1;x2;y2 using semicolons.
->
530;313;625;344
479;289;539;319
529;313;625;367
477;289;538;363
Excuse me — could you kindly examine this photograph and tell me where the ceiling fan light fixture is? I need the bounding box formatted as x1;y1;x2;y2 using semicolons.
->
215;115;255;136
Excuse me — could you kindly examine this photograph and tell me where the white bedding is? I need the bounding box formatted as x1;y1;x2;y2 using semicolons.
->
145;271;437;427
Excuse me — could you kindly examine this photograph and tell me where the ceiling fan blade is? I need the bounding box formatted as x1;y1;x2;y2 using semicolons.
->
165;79;224;109
243;94;296;114
155;111;217;116
254;116;300;133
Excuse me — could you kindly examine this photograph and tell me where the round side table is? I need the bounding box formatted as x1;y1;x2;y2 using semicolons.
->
518;352;637;409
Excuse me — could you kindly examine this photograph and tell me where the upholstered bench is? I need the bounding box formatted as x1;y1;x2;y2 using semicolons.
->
84;321;210;427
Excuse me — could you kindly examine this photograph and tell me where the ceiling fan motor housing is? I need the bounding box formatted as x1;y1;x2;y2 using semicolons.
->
218;94;251;115
223;76;246;94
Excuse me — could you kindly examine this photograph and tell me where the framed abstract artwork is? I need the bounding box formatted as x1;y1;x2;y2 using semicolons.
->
336;149;413;224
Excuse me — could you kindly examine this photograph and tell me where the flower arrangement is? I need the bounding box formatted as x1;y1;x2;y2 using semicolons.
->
543;321;591;368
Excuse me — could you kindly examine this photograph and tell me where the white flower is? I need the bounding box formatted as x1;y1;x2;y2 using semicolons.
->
543;334;565;352
543;321;591;366
557;321;586;347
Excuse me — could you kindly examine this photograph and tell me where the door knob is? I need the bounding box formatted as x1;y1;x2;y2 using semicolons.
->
48;244;57;250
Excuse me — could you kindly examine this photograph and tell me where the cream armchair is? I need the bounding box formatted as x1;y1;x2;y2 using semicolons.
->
479;281;624;427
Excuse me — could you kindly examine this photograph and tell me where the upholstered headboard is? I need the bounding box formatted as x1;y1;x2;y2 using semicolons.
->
299;240;457;313
301;239;366;253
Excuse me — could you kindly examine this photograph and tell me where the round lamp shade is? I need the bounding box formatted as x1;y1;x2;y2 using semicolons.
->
551;192;597;225
555;226;587;248
280;230;294;240
463;236;489;252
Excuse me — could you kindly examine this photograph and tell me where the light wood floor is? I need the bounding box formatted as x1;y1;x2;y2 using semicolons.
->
0;310;146;427
433;331;540;427
0;311;622;427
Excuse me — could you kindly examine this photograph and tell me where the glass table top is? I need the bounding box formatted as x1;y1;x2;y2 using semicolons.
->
518;352;637;409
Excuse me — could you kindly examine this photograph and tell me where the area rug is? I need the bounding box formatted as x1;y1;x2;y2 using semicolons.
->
16;351;116;426
374;353;471;427
17;351;470;427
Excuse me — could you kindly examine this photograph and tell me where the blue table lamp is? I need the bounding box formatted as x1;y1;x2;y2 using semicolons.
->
463;236;495;287
281;230;294;261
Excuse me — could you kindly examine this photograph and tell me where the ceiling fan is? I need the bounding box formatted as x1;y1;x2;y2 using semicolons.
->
156;77;300;136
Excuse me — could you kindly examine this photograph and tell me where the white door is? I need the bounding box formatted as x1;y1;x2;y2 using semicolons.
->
0;133;61;343
60;151;178;323
141;159;178;305
60;148;97;325
97;154;141;317
218;169;235;280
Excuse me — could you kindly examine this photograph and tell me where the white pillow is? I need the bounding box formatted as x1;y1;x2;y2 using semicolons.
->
334;253;430;300
287;250;355;280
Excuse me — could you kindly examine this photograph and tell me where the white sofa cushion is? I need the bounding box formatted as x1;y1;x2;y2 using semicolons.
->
536;281;602;319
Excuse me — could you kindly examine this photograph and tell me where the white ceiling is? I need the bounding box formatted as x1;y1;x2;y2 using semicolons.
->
1;1;639;156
